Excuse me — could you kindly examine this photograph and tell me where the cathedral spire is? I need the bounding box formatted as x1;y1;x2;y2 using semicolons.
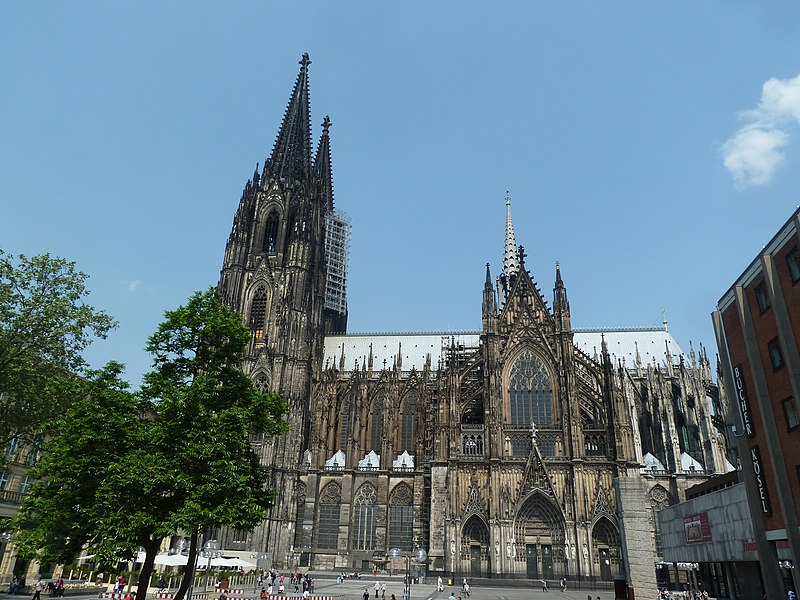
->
482;262;497;329
314;115;334;211
503;191;521;280
553;261;571;332
266;53;313;183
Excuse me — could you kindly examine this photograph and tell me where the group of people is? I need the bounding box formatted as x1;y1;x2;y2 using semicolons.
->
539;578;571;593
257;569;315;597
362;586;397;600
6;576;64;598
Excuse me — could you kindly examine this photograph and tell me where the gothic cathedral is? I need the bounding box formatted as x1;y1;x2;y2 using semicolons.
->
217;55;732;587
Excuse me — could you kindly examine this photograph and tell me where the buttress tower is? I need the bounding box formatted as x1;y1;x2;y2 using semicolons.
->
218;53;349;562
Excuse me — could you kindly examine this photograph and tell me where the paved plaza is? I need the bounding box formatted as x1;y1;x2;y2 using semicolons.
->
296;577;618;600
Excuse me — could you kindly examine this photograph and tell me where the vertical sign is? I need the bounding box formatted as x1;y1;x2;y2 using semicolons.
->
750;445;771;515
733;364;755;437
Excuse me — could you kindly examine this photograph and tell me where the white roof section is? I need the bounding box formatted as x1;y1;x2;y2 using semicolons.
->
642;452;666;472
573;327;685;368
324;332;480;372
324;327;685;372
680;452;704;472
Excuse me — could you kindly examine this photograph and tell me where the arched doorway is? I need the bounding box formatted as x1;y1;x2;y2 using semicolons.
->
515;492;565;579
462;515;489;577
592;517;620;581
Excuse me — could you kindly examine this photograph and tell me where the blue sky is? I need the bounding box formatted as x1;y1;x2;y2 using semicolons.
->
3;2;800;387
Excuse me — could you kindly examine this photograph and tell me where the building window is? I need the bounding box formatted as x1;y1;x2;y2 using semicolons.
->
18;475;31;495
768;338;784;370
352;484;377;551
754;282;771;313
0;471;8;490
249;287;268;339
508;350;553;427
787;247;800;284
783;398;799;430
317;483;341;550
337;394;350;451
388;484;413;551
369;399;383;452
400;391;417;451
263;210;279;253
5;437;18;461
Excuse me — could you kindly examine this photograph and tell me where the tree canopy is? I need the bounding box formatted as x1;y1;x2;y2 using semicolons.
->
13;288;288;600
0;250;115;461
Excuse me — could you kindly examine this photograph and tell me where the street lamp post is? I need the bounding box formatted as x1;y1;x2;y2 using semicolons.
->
388;547;427;600
202;540;220;598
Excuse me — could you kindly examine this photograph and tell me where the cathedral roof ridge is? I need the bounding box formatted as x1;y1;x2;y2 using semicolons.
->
573;326;668;333
329;329;481;337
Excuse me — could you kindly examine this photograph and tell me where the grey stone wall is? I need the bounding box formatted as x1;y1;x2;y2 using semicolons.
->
657;482;755;563
615;477;659;599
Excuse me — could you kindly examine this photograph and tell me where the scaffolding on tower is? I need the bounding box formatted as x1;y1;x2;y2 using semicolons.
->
324;209;351;316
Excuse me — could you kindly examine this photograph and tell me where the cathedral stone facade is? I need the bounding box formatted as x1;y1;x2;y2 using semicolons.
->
217;55;733;588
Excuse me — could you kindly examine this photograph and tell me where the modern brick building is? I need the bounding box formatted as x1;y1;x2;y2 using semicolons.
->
712;206;800;598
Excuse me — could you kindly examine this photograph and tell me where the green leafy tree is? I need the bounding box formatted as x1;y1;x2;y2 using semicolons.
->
11;362;167;571
0;250;115;463
14;288;286;600
141;288;288;600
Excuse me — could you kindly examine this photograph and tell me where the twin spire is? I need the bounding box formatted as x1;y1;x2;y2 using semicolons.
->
265;52;333;208
503;191;521;280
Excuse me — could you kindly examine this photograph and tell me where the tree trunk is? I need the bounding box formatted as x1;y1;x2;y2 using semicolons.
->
136;537;162;600
173;531;199;600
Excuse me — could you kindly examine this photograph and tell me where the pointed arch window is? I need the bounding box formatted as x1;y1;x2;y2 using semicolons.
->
369;395;383;452
317;483;341;549
263;210;279;253
388;484;413;551
352;484;377;550
254;373;269;393
337;392;351;451
400;390;417;451
249;287;268;339
509;350;553;427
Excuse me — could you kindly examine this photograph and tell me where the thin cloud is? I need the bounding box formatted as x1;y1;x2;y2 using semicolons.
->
722;74;800;187
122;280;142;293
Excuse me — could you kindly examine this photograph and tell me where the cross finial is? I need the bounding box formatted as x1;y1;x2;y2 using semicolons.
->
506;190;511;206
299;53;311;69
530;421;538;442
322;115;332;132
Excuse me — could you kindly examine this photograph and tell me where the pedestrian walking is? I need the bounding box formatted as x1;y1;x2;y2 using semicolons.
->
32;579;45;600
375;582;380;598
541;579;549;592
560;578;566;592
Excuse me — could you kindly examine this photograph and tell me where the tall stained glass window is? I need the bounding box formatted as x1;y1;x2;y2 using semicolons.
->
388;484;413;550
509;350;553;426
400;390;417;451
352;484;377;550
249;287;268;339
317;483;341;549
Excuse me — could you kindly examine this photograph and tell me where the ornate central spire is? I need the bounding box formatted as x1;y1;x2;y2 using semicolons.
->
266;53;313;182
503;191;520;279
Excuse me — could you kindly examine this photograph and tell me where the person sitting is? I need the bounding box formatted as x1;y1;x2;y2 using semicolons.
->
7;576;19;595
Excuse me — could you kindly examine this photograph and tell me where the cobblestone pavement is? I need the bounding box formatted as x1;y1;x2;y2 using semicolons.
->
47;577;620;600
312;577;618;600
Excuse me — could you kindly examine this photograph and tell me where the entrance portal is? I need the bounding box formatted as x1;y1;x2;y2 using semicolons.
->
470;546;481;577
525;544;538;579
